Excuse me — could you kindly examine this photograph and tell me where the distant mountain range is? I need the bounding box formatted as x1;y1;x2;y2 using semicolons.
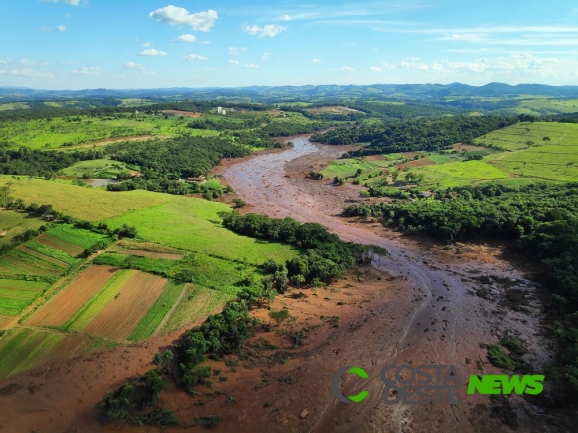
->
2;82;578;102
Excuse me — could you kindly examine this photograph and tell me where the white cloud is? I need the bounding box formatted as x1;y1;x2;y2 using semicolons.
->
229;47;246;55
39;0;83;5
60;60;77;65
406;57;420;61
141;70;156;75
149;6;217;32
21;59;50;67
261;52;271;60
0;58;12;64
372;48;379;51
142;42;153;47
312;58;322;63
139;49;168;57
56;25;66;31
341;66;355;71
184;54;208;61
399;61;429;70
201;41;210;44
244;64;259;68
204;67;217;71
125;61;146;70
72;66;100;75
279;14;292;21
380;61;395;70
229;59;239;65
6;68;54;78
111;74;126;79
431;62;444;71
369;66;382;72
243;24;287;37
173;34;196;43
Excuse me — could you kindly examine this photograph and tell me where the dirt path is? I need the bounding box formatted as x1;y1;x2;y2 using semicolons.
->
221;136;551;433
49;134;172;150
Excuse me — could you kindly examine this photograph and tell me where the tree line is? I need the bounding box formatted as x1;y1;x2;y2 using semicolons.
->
312;115;518;153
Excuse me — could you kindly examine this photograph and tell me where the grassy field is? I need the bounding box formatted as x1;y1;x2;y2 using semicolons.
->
0;177;170;220
58;159;133;179
0;113;186;149
0;279;47;316
104;196;299;264
162;285;233;333
0;210;46;247
474;122;578;151
321;158;384;179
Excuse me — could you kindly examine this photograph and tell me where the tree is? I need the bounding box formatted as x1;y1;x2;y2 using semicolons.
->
269;308;290;326
142;369;169;405
0;182;14;208
293;274;305;288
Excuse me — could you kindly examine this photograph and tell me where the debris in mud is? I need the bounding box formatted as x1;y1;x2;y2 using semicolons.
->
300;410;309;419
490;398;519;429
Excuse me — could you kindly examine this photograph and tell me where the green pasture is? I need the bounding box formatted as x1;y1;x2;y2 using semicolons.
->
0;279;47;316
0;113;186;149
58;159;132;179
0;210;46;247
162;285;233;333
474;122;578;151
321;158;383;178
0;177;170;220
103;196;299;264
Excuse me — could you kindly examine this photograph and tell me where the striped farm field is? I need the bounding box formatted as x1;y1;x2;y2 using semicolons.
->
17;245;69;268
0;315;14;329
0;328;65;379
0;248;67;278
0;279;47;316
63;269;138;332
36;233;85;256
47;225;108;249
128;280;186;341
26;265;119;327
25;240;81;266
42;334;91;365
83;271;167;340
162;286;233;333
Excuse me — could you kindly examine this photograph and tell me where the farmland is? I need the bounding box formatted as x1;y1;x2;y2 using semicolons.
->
0;113;188;150
82;271;167;341
104;195;299;264
0;210;46;247
0;279;47;316
0;177;170;220
26;265;120;327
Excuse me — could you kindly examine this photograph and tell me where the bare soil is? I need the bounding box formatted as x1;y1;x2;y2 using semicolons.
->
161;110;202;118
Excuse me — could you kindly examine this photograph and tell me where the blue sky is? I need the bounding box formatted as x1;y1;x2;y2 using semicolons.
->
1;0;578;89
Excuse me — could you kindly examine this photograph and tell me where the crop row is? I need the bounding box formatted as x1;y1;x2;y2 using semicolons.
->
25;240;81;266
47;225;109;249
36;234;85;256
63;269;137;332
128;280;186;341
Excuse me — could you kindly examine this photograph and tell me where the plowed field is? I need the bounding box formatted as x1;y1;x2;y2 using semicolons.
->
83;271;166;340
36;234;85;256
17;245;69;268
26;265;119;327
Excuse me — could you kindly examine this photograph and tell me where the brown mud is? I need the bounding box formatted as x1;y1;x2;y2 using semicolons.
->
0;136;565;433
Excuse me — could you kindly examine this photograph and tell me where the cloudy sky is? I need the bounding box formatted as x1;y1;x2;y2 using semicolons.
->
1;0;578;89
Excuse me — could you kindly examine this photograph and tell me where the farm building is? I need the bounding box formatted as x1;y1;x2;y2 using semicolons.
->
186;175;207;184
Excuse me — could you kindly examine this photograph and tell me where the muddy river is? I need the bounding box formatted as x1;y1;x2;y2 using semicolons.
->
222;136;550;432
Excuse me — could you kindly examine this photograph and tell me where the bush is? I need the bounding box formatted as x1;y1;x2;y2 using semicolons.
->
487;344;515;369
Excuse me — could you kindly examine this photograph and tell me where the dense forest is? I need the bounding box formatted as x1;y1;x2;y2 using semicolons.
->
0;146;103;177
343;182;578;394
312;115;518;153
220;211;377;285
